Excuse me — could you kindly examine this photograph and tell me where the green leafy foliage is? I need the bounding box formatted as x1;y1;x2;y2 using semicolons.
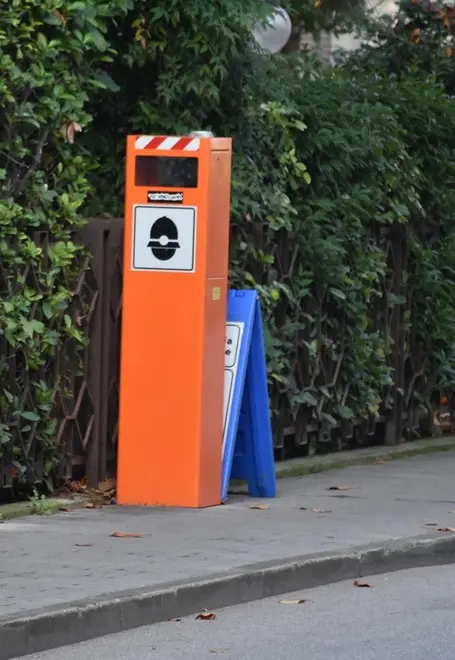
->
81;1;407;450
286;0;367;36
352;0;455;92
346;0;455;416
227;59;420;443
81;0;455;452
0;0;130;484
83;0;270;214
4;0;455;486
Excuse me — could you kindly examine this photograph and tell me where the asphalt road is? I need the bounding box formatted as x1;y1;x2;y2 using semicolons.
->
20;564;455;660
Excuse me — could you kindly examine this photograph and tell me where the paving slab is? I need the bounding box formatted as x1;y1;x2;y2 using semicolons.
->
1;452;455;619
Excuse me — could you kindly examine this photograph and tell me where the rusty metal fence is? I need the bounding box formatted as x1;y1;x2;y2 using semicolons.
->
0;217;452;489
0;218;123;490
62;218;123;486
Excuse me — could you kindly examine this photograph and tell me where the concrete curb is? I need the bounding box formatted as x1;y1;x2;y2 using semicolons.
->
274;436;455;480
2;533;455;659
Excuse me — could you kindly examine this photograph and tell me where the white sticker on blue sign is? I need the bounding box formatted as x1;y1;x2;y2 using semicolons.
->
223;322;244;452
132;204;196;272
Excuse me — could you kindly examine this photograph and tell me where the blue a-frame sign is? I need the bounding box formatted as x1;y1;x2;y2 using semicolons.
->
221;289;276;502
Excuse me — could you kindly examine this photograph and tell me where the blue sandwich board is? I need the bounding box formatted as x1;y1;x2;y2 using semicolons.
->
221;289;276;502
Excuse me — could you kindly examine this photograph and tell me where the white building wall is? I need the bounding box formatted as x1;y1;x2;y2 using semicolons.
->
333;0;397;52
301;0;397;59
301;31;333;62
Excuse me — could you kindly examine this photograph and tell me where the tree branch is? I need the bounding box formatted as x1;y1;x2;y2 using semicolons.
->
15;128;50;196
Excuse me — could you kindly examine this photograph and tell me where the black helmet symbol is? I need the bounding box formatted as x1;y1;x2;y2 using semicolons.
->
147;216;180;261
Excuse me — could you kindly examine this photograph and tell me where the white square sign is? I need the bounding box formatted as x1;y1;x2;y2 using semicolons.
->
223;322;244;453
132;204;197;272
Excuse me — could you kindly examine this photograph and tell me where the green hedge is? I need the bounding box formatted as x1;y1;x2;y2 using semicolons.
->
0;0;130;485
2;0;455;487
85;0;455;450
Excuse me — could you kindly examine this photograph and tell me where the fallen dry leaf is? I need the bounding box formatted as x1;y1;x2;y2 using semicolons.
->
98;478;116;493
196;612;217;620
354;579;373;588
54;9;66;24
58;506;70;512
250;504;269;510
436;527;455;533
168;618;181;622
58;477;116;507
62;120;82;144
327;485;354;491
209;650;226;655
110;532;144;538
279;599;308;605
410;27;421;43
58;478;87;494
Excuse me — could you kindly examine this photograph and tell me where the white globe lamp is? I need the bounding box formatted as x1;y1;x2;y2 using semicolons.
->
252;7;292;54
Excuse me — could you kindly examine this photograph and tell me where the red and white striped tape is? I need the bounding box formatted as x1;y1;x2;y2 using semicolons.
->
135;135;200;151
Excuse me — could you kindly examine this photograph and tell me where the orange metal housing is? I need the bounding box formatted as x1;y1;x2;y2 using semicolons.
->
117;135;232;508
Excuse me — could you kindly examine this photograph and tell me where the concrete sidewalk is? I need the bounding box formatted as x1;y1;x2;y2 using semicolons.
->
2;451;455;657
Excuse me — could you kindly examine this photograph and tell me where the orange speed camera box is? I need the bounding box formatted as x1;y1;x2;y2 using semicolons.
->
117;134;232;508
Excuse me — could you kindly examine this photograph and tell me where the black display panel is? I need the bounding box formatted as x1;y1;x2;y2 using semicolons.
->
135;156;198;188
